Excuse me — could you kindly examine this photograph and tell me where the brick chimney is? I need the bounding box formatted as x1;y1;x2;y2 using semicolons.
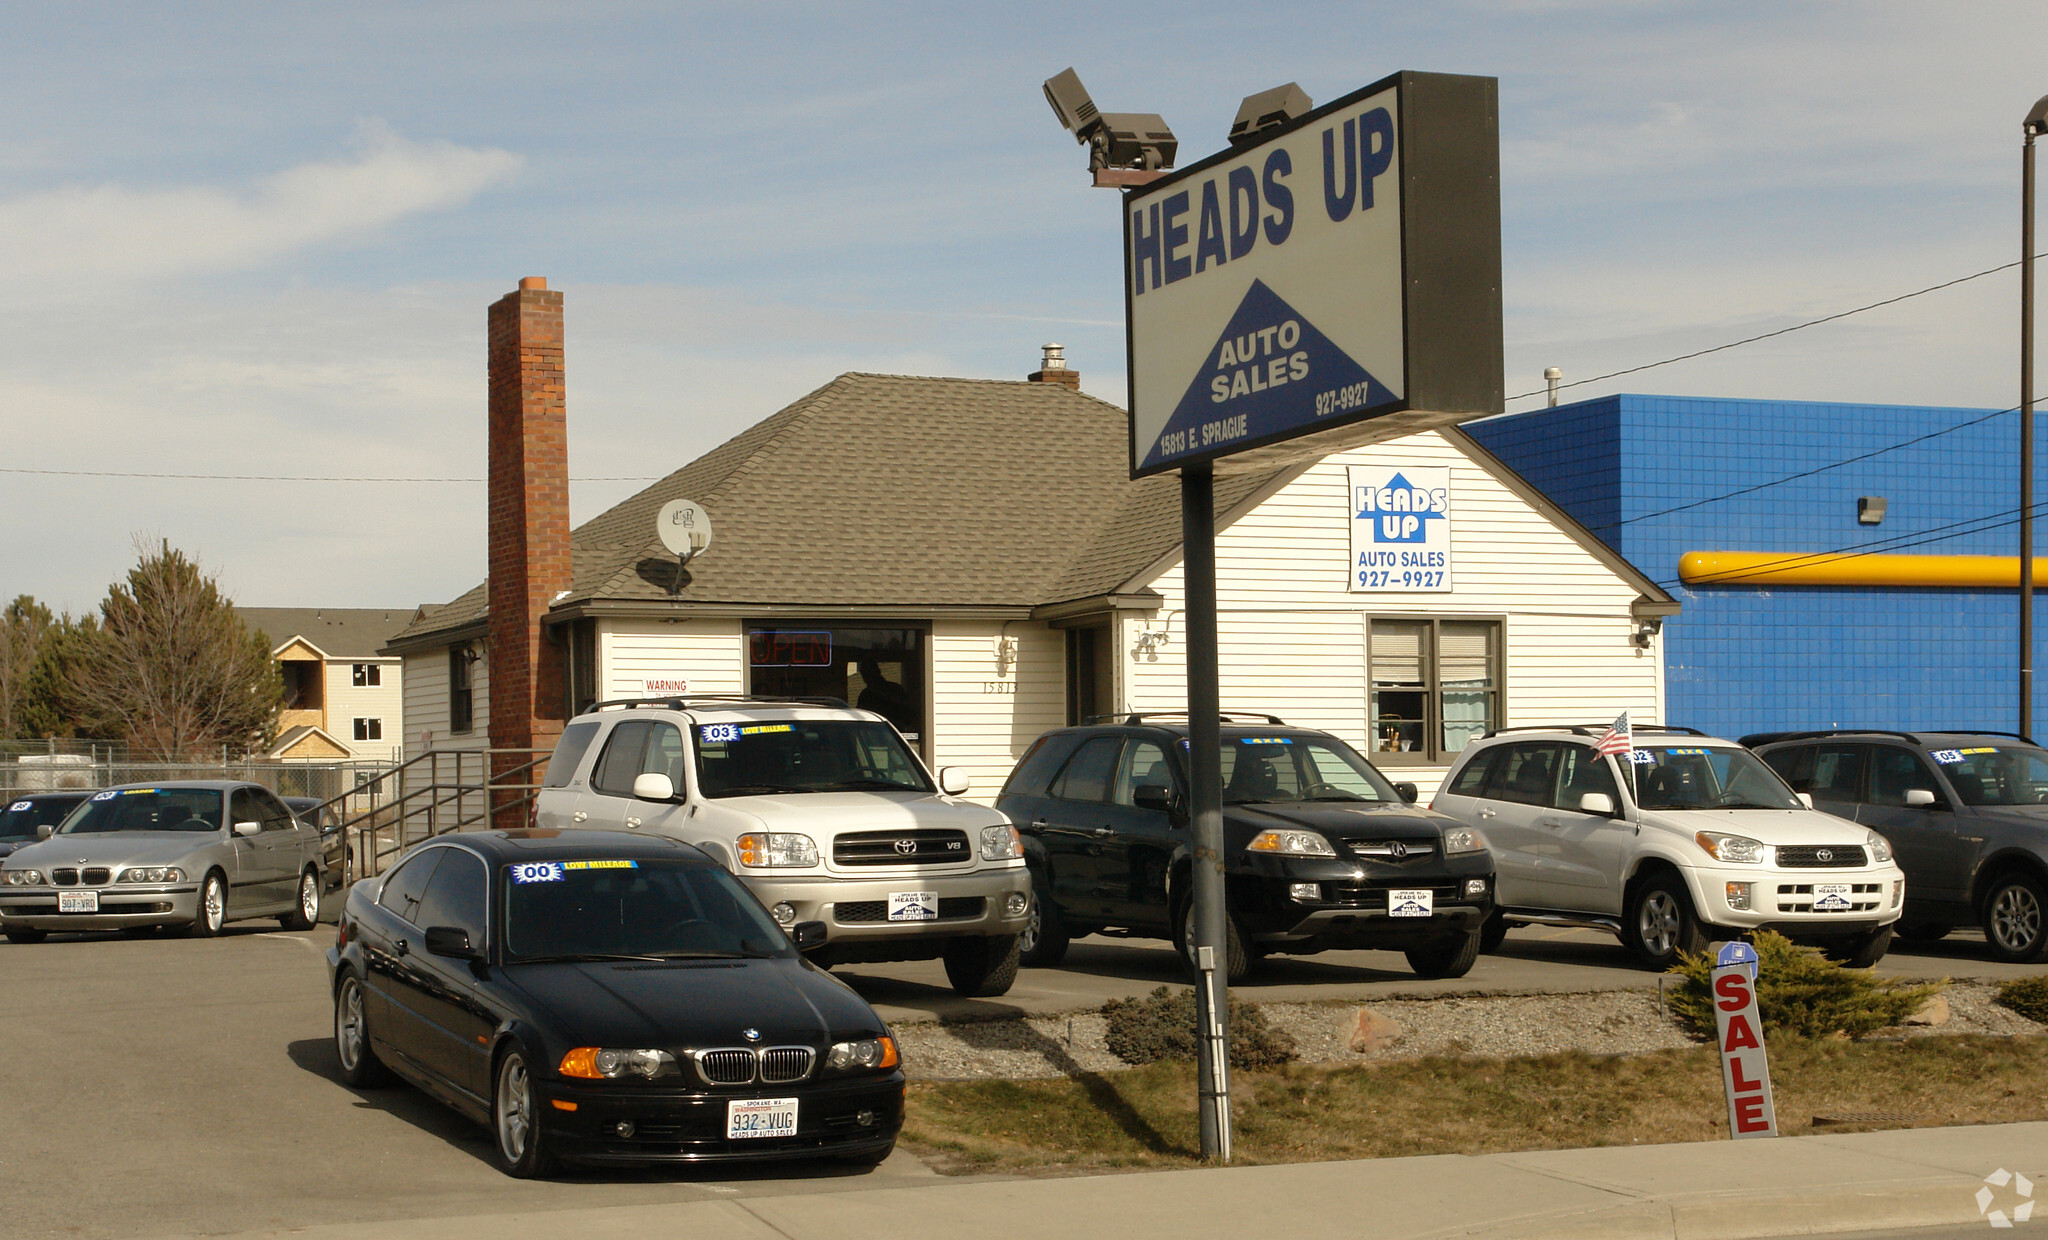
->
1027;342;1080;390
486;276;571;824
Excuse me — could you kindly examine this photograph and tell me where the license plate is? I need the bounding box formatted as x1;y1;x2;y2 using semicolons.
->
1813;883;1852;912
887;891;937;921
727;1097;798;1139
59;890;99;914
1389;889;1433;917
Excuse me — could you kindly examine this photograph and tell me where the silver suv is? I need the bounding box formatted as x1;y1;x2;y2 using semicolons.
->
1432;726;1905;968
531;696;1032;996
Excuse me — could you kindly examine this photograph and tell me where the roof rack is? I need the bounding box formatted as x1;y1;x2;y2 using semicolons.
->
582;694;852;715
1739;727;2041;748
1098;710;1289;727
1482;724;1707;739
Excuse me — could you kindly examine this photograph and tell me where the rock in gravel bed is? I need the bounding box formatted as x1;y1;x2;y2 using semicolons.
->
890;981;2041;1081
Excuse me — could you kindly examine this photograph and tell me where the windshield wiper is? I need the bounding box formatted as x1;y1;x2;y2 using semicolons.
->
512;952;671;964
821;778;920;791
709;784;816;796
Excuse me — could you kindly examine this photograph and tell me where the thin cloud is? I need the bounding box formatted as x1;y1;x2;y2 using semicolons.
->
0;123;521;286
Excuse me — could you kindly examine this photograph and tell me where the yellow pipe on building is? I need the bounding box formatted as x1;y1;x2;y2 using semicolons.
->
1679;551;2048;588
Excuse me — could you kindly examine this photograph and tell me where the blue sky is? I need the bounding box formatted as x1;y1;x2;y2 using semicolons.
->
7;1;2048;613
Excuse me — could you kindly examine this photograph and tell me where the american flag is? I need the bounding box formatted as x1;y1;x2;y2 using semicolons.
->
1595;710;1632;756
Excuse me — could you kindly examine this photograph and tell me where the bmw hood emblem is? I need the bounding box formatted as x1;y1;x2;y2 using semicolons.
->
742;1028;762;1043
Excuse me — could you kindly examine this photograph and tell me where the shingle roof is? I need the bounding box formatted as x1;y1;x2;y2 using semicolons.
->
239;608;413;659
393;373;1225;645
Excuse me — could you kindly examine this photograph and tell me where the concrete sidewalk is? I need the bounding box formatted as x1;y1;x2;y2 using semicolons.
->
156;1121;2045;1240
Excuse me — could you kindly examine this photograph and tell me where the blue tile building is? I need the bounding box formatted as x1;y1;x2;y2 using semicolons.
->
1466;394;2038;738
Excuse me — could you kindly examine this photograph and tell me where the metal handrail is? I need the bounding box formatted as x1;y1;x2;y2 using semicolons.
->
306;747;550;882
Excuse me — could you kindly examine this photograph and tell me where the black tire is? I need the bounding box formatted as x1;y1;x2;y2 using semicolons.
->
334;972;393;1088
492;1047;556;1178
1174;897;1251;985
1826;924;1894;969
942;934;1021;997
190;872;228;938
1625;872;1708;969
1982;871;2048;963
5;929;47;944
1018;868;1069;968
1478;910;1510;953
1892;921;1953;943
1407;927;1484;979
280;868;319;931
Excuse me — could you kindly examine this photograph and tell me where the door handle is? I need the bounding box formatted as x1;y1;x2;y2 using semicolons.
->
1477;807;1496;819
1022;820;1049;834
1091;827;1115;839
572;811;588;823
625;816;642;828
393;938;408;957
1539;817;1565;828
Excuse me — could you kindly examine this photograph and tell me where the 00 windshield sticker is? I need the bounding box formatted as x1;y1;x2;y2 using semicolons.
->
699;723;795;743
509;862;565;884
1930;749;1964;764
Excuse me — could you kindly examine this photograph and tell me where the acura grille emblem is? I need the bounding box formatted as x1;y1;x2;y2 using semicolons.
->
894;838;918;855
1386;841;1408;859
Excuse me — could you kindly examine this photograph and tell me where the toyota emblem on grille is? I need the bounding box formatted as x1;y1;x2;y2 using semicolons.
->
1815;848;1833;863
893;838;918;855
742;1028;762;1042
1386;841;1408;859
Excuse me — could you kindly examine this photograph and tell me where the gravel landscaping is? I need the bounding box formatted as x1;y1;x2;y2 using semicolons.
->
892;980;2045;1080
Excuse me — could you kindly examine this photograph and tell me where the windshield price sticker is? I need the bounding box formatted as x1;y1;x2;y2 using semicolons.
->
888;891;938;921
1930;749;1964;765
7;801;27;812
1629;750;1657;764
727;1097;798;1140
700;723;796;743
1812;883;1852;912
562;860;637;872
510;862;565;884
92;790;117;801
1388;889;1433;917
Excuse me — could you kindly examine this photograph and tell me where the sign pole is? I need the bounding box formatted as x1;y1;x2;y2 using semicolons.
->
1181;462;1231;1161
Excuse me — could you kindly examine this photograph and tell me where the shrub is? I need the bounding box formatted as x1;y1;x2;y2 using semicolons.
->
1665;931;1943;1040
1996;975;2048;1024
1102;985;1298;1069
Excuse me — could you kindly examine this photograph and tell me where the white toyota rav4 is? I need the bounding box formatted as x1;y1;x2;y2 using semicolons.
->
1431;726;1905;968
531;696;1032;996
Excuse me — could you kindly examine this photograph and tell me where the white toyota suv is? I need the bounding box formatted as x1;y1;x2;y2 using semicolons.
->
531;695;1032;995
1431;726;1905;968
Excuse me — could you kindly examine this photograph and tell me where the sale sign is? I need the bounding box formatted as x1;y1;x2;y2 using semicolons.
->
1711;941;1778;1139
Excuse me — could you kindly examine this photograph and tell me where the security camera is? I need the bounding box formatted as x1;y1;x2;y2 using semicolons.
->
1043;67;1177;172
1228;82;1313;146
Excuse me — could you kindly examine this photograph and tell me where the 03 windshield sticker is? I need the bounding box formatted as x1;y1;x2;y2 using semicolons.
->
699;723;796;743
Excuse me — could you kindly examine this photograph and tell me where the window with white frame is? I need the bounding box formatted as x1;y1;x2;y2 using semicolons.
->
353;717;383;742
1368;618;1501;763
352;663;382;687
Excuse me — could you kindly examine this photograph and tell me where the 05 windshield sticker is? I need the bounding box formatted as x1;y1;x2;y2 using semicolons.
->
699;723;795;743
1930;749;1964;764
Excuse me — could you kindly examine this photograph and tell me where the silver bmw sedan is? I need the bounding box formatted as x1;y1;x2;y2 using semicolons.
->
0;781;325;942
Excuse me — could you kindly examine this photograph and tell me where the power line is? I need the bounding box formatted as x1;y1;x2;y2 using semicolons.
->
0;466;664;483
1510;255;2038;404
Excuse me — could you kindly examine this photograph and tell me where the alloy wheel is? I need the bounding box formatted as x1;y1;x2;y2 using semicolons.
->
337;980;366;1072
1636;890;1681;957
497;1053;534;1163
1990;884;2043;954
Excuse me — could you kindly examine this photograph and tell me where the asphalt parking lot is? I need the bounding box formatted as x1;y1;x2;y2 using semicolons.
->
0;920;2034;1240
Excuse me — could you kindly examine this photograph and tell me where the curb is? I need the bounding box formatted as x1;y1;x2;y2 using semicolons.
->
1452;1178;1985;1240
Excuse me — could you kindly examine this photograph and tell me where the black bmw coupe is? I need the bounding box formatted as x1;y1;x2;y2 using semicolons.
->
326;829;904;1176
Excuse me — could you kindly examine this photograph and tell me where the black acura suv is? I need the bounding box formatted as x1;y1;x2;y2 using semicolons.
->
996;713;1495;982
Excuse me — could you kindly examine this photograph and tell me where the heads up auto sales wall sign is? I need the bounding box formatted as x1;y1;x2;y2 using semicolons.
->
1349;465;1451;593
1123;71;1502;480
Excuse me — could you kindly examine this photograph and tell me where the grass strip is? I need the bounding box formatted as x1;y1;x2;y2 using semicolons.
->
901;1034;2048;1175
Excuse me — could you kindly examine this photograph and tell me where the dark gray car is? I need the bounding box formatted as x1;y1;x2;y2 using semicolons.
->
0;781;326;942
1748;730;2048;962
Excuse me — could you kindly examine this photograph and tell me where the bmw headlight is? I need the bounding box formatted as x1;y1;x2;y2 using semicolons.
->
1246;829;1336;857
825;1036;899;1072
558;1047;679;1080
1865;831;1894;864
2;869;42;886
119;867;184;884
980;824;1023;861
1442;827;1486;856
1695;831;1766;864
735;833;819;868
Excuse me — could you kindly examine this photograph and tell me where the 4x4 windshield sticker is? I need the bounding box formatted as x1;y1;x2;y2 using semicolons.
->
1238;736;1294;745
699;723;796;743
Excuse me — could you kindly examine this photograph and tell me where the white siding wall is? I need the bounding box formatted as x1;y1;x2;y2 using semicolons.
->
600;618;746;699
400;647;491;762
930;620;1066;804
323;660;404;762
1122;431;1665;799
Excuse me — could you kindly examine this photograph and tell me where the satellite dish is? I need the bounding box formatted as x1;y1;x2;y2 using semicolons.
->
657;500;713;558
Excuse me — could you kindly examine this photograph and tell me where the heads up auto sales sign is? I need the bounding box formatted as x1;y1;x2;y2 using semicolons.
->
1123;71;1502;480
1348;465;1451;593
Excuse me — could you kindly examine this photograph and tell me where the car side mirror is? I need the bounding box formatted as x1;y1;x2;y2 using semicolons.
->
36;823;53;840
1393;781;1419;804
631;772;676;802
1904;788;1938;808
1797;792;1814;809
1578;792;1616;816
1132;785;1180;816
233;821;261;837
424;925;482;960
790;919;828;950
938;767;971;796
